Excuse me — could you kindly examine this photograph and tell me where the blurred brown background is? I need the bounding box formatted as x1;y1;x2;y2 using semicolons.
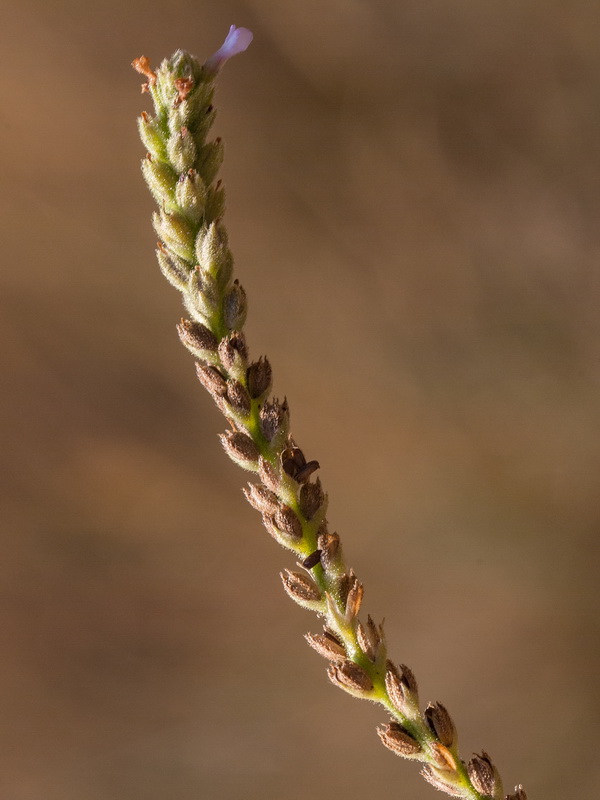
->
1;1;599;798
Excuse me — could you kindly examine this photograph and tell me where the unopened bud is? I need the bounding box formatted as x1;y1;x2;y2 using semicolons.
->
197;137;224;185
305;631;346;662
223;280;247;330
377;723;422;757
175;169;206;223
177;319;218;359
167;126;197;173
203;180;226;223
138;114;166;160
281;569;322;607
142;156;177;207
246;357;272;399
328;659;373;696
425;702;456;749
195;222;233;285
156;244;189;290
219;430;259;469
153;210;195;262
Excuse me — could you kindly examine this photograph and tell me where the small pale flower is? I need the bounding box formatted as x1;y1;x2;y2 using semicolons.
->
205;25;253;73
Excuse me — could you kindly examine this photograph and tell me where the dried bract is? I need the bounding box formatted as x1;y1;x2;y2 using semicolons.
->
468;752;501;798
305;632;346;662
226;379;251;415
425;702;456;749
421;766;463;797
218;331;248;372
219;430;259;468
299;479;325;520
258;456;280;493
281;569;321;606
242;483;279;515
259;398;289;443
195;363;227;397
344;573;364;621
318;528;340;570
273;506;303;540
328;659;373;695
246;356;272;399
177;319;218;356
377;722;421;757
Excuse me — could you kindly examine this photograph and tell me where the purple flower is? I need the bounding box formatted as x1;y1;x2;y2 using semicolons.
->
205;25;253;73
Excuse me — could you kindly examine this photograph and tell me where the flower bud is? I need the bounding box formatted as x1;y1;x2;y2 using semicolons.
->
203;181;226;223
195;222;233;286
167;126;198;173
142;156;177;207
175;169;206;223
223;280;247;330
197;138;224;186
138;113;166;160
156;244;188;290
153;210;195;262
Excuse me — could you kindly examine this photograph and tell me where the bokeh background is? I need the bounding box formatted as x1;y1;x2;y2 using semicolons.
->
1;1;599;798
